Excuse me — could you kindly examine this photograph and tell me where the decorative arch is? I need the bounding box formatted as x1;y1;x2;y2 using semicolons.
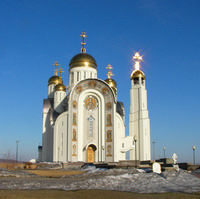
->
68;78;116;162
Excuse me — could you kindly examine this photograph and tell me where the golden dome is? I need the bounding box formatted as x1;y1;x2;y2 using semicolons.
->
55;83;66;92
105;78;117;94
48;75;63;85
69;53;97;69
130;70;145;80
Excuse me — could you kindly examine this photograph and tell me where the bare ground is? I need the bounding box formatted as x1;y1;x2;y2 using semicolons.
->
0;190;200;199
26;170;85;177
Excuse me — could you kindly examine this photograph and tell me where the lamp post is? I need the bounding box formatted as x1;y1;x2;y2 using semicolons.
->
134;136;137;167
152;141;156;161
16;140;19;163
163;147;166;159
58;147;60;163
192;146;195;165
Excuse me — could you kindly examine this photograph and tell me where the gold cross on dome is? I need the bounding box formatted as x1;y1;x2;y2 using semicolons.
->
52;61;60;76
133;52;142;70
58;67;64;77
106;64;114;79
80;31;87;53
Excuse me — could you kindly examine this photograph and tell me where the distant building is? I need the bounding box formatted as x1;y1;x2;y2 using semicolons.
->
39;32;150;163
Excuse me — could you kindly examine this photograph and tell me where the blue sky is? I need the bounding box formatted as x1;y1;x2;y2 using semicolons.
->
0;0;199;163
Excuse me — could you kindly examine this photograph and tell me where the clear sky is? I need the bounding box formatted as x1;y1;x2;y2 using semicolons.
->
0;0;199;163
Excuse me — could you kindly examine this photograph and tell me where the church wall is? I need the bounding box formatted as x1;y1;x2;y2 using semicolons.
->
42;100;54;162
68;79;116;163
54;91;66;113
115;112;126;161
48;84;55;99
42;111;53;162
53;112;68;162
68;67;97;92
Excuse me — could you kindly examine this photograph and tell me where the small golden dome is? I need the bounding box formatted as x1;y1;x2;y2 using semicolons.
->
105;78;117;94
48;76;63;85
69;53;97;69
55;83;66;92
130;70;145;80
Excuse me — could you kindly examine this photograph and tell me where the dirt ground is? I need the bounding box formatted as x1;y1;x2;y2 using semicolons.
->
0;163;25;170
26;170;85;177
0;190;200;199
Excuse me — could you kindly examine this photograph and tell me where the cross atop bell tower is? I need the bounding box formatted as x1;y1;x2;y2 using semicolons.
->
80;31;87;53
133;52;143;71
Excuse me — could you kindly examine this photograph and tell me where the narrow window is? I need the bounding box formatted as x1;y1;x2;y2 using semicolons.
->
71;72;74;84
77;72;79;81
88;115;95;137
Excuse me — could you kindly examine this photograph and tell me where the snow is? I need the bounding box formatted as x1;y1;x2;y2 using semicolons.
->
0;166;200;193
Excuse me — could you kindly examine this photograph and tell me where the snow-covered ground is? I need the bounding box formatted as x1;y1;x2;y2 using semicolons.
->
0;166;200;193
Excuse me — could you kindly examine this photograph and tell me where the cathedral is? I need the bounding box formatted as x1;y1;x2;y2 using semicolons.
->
39;32;151;163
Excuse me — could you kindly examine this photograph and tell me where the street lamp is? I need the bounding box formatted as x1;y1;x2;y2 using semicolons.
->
193;146;195;165
163;147;166;159
16;140;19;163
134;136;137;167
58;147;60;162
152;141;156;161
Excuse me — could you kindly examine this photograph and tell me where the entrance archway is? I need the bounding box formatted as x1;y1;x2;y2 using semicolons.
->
87;144;96;163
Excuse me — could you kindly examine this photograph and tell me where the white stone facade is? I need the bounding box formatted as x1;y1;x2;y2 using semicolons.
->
40;41;150;163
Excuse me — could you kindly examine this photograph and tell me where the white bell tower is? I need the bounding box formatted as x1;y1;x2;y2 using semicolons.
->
129;52;151;161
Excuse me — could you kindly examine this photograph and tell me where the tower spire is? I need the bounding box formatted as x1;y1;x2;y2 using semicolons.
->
52;61;60;76
133;52;143;71
80;31;87;53
106;64;114;79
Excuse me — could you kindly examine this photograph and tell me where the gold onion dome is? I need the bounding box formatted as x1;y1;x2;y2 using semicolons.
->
105;78;117;88
48;75;63;85
55;83;66;92
105;64;117;94
130;70;145;80
105;78;117;94
69;53;97;69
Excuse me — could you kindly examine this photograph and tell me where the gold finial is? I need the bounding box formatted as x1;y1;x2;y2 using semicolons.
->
106;64;114;79
133;52;143;70
80;31;87;53
58;67;64;77
52;61;60;76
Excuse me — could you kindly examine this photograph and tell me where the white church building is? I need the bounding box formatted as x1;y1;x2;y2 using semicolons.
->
39;32;151;163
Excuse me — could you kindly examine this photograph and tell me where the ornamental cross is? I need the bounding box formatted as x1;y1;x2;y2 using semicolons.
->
52;61;60;76
106;64;114;79
80;31;87;53
58;67;64;77
133;52;142;70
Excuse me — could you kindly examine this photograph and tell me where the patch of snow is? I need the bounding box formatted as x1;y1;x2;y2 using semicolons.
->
82;165;107;173
29;159;36;163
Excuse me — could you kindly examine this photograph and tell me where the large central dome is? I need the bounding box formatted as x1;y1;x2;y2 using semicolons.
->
69;53;97;69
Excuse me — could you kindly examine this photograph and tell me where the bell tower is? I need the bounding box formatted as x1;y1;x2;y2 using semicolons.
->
129;52;151;161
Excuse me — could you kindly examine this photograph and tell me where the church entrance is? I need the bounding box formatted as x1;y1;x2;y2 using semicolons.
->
87;144;96;163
